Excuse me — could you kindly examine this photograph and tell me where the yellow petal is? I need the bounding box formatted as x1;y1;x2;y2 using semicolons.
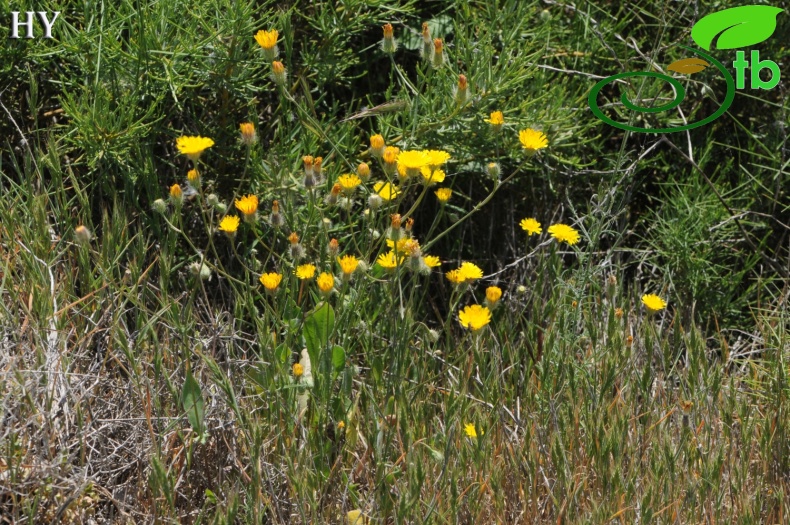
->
667;58;710;74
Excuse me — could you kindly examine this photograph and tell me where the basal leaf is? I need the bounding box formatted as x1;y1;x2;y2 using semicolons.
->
181;370;205;439
691;6;783;50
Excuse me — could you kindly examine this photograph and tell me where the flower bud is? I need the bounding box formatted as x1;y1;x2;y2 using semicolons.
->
368;194;383;210
75;225;92;244
239;122;257;146
370;135;385;157
381;23;397;54
271;61;287;86
421;22;433;60
152;198;167;214
432;38;444;68
357;162;370;181
486;162;501;179
455;74;469;105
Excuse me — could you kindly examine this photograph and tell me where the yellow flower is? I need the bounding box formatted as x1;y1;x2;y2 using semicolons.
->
422;255;441;268
218;215;240;235
435;188;452;203
347;509;370;525
377;251;403;270
485;286;502;304
271;60;287;85
292;362;304;378
520;218;542;236
255;29;279;59
235;194;259;221
374;181;400;201
317;272;334;294
176;136;214;161
386;238;410;253
484;111;504;126
397;150;430;177
641;294;667;312
519;128;548;153
259;272;283;292
422;149;451;168
458;262;483;281
464;423;478;438
459;304;492;331
445;269;464;284
295;264;316;280
421;168;445;186
187;169;200;184
547;223;580;245
337;255;359;276
337;174;362;193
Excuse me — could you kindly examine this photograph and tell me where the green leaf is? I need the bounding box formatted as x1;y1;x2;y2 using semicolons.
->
691;6;783;50
304;302;335;366
275;343;290;365
181;370;205;440
332;345;346;371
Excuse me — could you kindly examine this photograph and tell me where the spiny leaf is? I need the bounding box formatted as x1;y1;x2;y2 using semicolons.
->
691;6;783;51
667;58;710;74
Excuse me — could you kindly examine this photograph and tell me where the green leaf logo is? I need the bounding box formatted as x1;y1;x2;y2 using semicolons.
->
692;6;783;51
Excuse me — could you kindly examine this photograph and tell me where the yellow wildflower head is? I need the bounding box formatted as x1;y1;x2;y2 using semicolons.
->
421;168;445;186
383;146;400;175
259;272;283;292
458;262;483;282
317;272;334;295
377;251;403;270
422;255;441;268
187;169;200;184
176;136;214;162
397;150;430;177
218;215;240;236
288;232;299;245
485;286;502;305
423;149;451;169
464;423;478;438
295;264;316;280
547;223;580;245
374;181;400;201
337;255;360;277
235;194;259;222
435;187;452;203
519;128;549;154
641;294;667;312
445;269;464;285
292;362;304;378
485;111;504;127
337;174;362;194
459;304;491;331
255;29;279;60
520;218;542;236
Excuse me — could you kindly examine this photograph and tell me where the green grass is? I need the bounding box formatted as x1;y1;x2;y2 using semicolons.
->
1;0;788;523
